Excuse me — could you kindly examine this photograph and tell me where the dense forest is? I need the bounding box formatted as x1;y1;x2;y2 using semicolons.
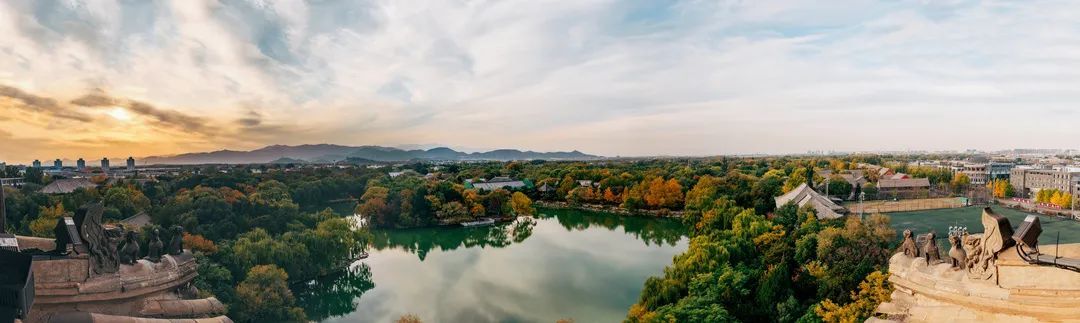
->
2;155;904;322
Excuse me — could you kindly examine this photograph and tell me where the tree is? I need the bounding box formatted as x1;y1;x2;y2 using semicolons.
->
815;271;893;323
233;265;306;323
510;192;534;216
29;203;67;238
826;175;852;199
557;175;576;200
950;173;971;194
644;177;683;209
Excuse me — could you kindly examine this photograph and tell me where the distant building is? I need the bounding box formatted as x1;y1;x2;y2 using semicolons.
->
76;158;86;172
119;212;152;229
959;162;1014;186
774;183;846;219
467;176;531;191
1010;166;1080;201
877;178;931;199
126;157;136;171
101;158;110;172
53;159;62;170
32;160;41;168
39;178;98;194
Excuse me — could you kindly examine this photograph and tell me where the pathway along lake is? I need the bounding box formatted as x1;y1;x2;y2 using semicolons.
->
295;208;688;323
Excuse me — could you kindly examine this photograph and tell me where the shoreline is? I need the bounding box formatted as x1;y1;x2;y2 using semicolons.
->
534;201;684;218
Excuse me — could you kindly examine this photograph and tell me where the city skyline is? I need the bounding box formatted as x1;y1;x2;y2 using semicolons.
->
4;1;1080;161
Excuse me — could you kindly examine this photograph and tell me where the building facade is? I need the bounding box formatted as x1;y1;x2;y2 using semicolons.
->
126;157;136;171
101;158;110;172
1010;166;1080;203
76;158;86;172
959;162;1014;186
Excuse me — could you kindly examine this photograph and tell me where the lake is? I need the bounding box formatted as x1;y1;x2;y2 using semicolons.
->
296;208;688;323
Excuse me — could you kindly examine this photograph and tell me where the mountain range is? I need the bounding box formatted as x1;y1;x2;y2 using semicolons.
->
142;144;601;165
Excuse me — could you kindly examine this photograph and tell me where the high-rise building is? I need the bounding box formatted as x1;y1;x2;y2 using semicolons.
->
53;159;62;170
101;158;110;172
126;157;136;171
32;160;41;168
77;158;86;172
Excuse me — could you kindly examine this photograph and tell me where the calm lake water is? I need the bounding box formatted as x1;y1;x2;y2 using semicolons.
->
296;208;688;323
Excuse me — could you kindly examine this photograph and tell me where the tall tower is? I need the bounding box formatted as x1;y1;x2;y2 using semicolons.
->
32;160;41;168
77;158;86;172
101;158;110;172
126;157;135;171
54;159;62;170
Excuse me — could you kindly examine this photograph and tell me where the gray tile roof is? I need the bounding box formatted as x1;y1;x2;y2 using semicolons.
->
39;178;97;194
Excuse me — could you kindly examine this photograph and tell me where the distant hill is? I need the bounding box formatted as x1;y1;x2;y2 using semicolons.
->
143;144;601;165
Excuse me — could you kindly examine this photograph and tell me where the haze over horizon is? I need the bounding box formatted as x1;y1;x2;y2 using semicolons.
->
3;0;1080;162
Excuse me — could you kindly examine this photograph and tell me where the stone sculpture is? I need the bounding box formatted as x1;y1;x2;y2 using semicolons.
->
145;228;164;263
119;231;141;265
948;234;966;269
900;229;919;257
167;225;184;255
922;232;941;265
74;204;120;274
965;207;1015;279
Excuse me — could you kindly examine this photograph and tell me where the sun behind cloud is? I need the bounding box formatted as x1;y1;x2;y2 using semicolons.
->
106;107;133;122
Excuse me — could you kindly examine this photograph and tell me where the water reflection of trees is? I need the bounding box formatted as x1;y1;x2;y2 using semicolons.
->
371;209;685;260
294;263;375;322
539;208;686;246
370;218;536;261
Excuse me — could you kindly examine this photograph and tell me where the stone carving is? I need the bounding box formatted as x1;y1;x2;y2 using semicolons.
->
178;282;200;300
948;234;966;269
965;208;1015;280
74;203;120;274
145;228;164;263
167;225;184;255
119;231;141;265
900;229;919;257
922;232;941;265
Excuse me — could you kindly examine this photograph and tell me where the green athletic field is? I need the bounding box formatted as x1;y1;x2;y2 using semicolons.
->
887;206;1080;245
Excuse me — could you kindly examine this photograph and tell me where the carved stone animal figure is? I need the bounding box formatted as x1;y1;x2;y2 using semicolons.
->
145;228;164;262
167;225;184;255
948;234;967;269
900;229;919;257
922;232;941;265
119;231;140;265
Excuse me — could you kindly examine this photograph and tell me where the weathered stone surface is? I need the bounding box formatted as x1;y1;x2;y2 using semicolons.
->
879;244;1080;322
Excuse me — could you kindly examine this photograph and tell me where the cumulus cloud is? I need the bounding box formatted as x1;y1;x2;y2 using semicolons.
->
1;0;1080;161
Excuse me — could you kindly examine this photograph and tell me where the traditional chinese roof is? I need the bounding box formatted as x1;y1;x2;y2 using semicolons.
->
119;212;152;229
39;178;97;194
774;183;846;219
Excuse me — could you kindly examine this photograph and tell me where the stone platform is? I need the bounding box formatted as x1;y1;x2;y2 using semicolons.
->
16;236;228;323
879;243;1080;322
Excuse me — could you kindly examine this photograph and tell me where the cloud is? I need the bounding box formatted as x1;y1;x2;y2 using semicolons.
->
3;0;1080;160
0;84;92;122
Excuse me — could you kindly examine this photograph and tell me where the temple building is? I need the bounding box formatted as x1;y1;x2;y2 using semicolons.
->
774;183;847;219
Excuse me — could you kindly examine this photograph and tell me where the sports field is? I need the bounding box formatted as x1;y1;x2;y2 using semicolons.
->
887;206;1080;245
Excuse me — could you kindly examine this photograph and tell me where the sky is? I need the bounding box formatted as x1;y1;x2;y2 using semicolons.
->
2;0;1080;163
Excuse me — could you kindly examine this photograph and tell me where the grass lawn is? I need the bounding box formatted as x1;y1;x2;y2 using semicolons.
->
887;206;1080;245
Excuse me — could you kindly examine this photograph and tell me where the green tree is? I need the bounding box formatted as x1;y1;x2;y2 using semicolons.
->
233;265;306;323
